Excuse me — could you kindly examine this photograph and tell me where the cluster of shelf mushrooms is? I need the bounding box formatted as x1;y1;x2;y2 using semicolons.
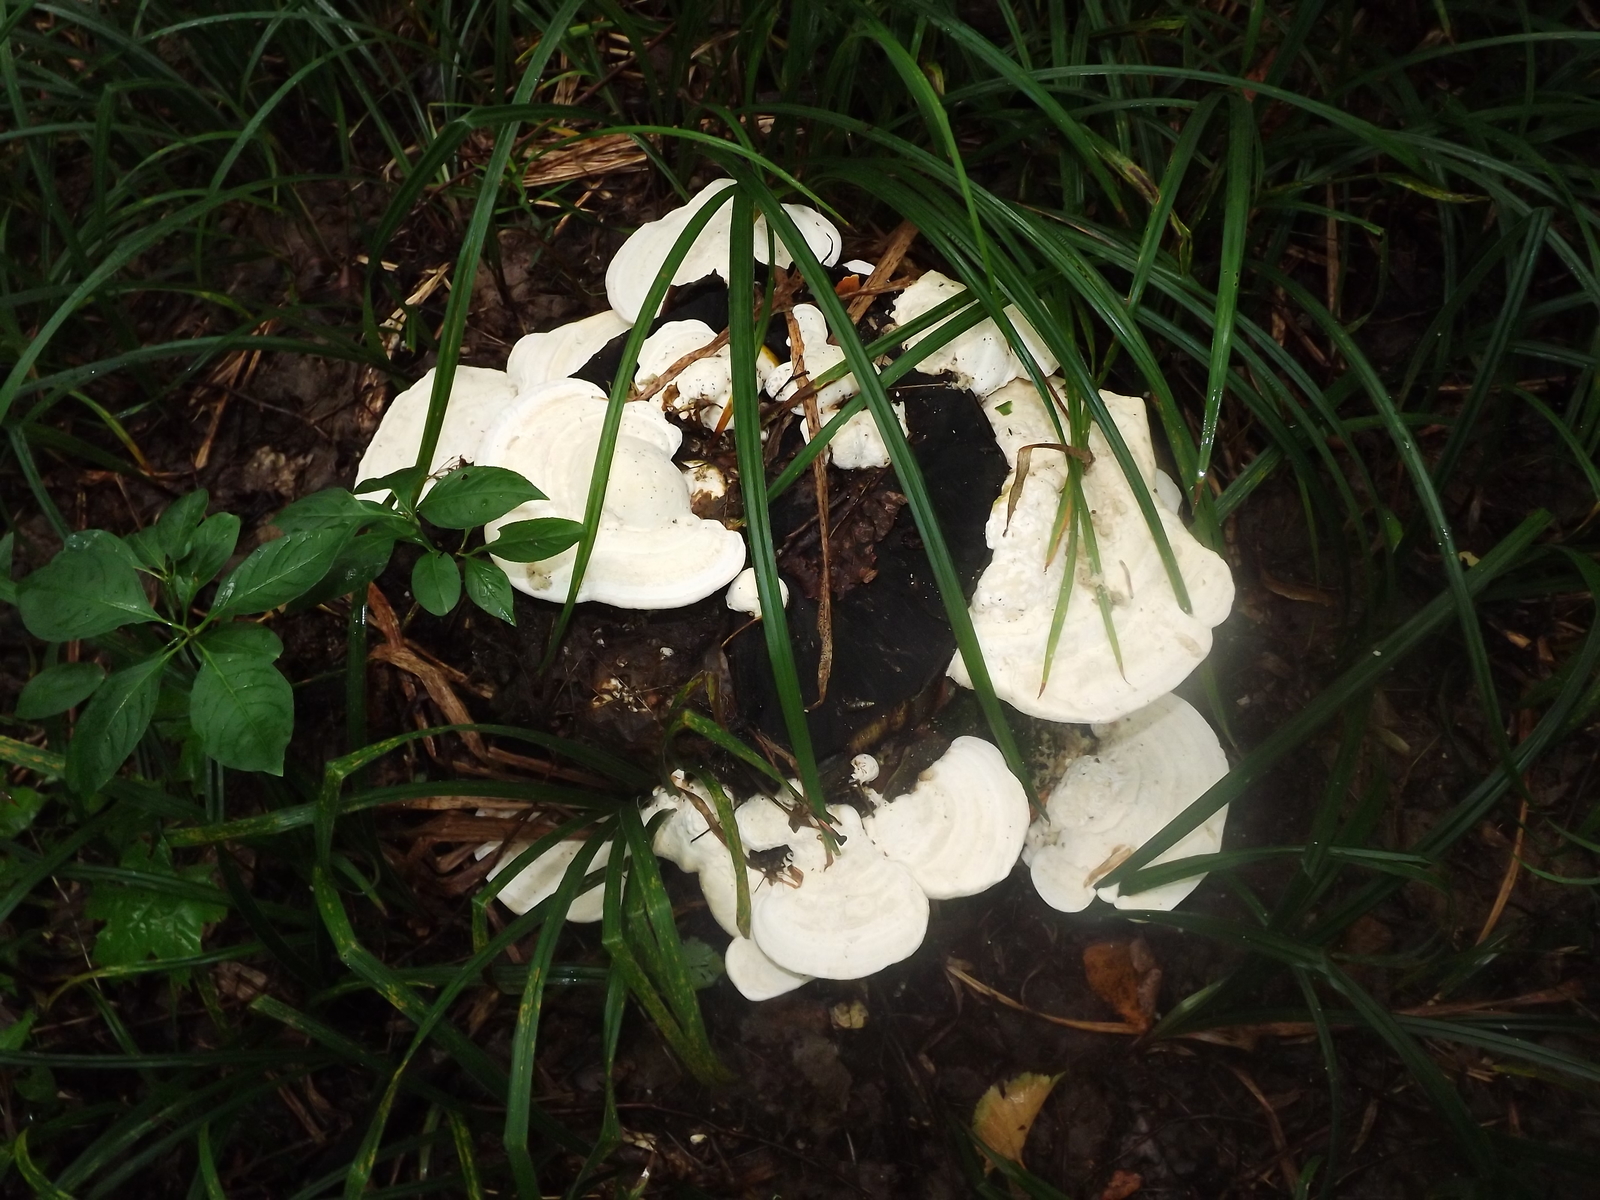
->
357;180;1236;1001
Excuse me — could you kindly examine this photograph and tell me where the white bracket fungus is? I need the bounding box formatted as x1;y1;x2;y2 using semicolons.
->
890;271;1059;398
948;379;1235;724
506;309;633;396
1023;693;1228;913
645;786;929;996
632;318;778;430
725;567;789;618
747;805;929;981
643;738;1027;999
605;180;842;323
765;303;901;469
860;736;1029;899
356;366;515;500
478;378;746;608
478;837;614;923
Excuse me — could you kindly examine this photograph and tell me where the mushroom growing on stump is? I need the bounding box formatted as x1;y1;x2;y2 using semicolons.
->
725;567;789;618
645;735;1032;1000
748;805;929;981
605;179;843;323
1023;693;1229;912
477;837;616;922
948;378;1235;724
861;736;1030;899
477;378;746;608
356;366;515;500
644;782;814;1001
765;302;902;470
631;318;778;431
506;309;633;396
891;271;1059;398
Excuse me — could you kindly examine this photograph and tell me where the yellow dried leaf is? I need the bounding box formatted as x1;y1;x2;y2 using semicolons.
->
971;1071;1061;1172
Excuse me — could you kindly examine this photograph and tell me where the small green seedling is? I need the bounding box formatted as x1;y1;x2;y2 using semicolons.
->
4;464;577;797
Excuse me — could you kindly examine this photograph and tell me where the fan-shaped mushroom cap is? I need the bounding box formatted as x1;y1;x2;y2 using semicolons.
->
765;303;901;469
750;806;929;980
890;272;1059;397
1154;468;1183;514
643;784;780;940
506;310;633;395
356;366;514;501
479;378;746;608
947;379;1235;724
606;180;843;322
632;318;773;430
482;838;613;922
725;567;789;618
862;737;1030;899
725;935;812;1001
766;304;856;410
1023;693;1228;913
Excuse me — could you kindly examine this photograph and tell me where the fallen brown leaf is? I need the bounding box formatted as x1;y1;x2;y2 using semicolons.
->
972;1071;1060;1173
1099;1169;1142;1200
1083;939;1161;1032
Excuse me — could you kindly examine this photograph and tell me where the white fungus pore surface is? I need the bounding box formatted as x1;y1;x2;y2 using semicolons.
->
605;180;842;323
890;271;1059;397
506;310;632;396
861;737;1029;899
478;378;745;608
947;378;1235;724
1023;693;1229;913
355;366;515;501
478;838;613;923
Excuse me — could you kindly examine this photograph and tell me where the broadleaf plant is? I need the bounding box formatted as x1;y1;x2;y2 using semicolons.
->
5;464;562;796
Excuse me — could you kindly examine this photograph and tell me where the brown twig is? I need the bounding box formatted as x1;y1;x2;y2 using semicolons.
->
632;328;731;406
847;220;919;324
782;292;835;706
945;961;1143;1035
1226;1064;1298;1191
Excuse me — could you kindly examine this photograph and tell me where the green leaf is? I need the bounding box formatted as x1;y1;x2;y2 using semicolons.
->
274;487;371;533
463;557;516;624
292;531;396;610
411;551;461;616
212;528;350;616
482;517;583;563
198;623;283;661
14;1067;56;1106
276;489;414;544
18;540;161;641
418;465;545;529
354;465;425;504
125;526;168;572
680;938;724;990
154;489;209;561
0;787;46;839
191;653;293;775
15;661;106;719
0;1009;35;1052
85;840;226;968
65;528;141;569
0;531;14;606
66;653;168;796
175;513;241;606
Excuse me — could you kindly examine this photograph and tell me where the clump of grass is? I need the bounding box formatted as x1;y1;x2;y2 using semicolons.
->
2;2;1599;1196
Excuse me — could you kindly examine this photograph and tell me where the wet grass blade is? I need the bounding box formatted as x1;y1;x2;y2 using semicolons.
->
1193;93;1255;502
1105;509;1549;892
406;0;586;493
